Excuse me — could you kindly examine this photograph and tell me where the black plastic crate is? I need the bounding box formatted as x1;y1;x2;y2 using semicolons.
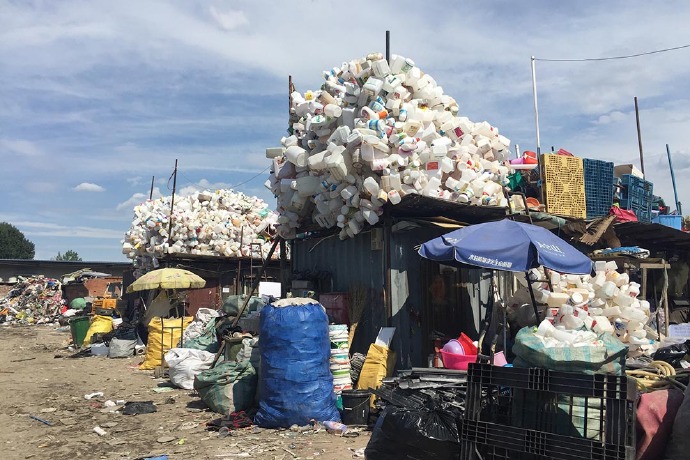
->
584;159;615;218
462;364;636;460
466;364;636;401
460;420;635;460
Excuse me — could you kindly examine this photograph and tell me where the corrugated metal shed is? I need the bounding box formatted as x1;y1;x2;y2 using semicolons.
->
291;220;493;367
291;229;387;357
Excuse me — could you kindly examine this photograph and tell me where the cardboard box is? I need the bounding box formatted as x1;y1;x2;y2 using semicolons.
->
614;164;644;179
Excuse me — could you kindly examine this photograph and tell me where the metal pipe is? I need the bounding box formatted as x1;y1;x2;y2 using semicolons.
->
288;75;293;114
525;271;541;324
386;30;390;64
166;159;178;246
279;238;287;298
635;97;645;175
531;56;541;155
149;176;155;200
666;144;682;214
384;210;393;324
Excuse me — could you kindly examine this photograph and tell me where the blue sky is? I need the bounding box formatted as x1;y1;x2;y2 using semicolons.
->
2;0;690;261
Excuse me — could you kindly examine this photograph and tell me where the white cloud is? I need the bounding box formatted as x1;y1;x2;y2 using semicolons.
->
24;182;59;194
13;221;124;239
74;182;105;192
209;6;248;31
116;187;163;211
595;110;628;125
0;138;43;156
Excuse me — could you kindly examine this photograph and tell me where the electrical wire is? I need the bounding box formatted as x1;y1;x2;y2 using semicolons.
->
535;43;690;62
226;165;271;189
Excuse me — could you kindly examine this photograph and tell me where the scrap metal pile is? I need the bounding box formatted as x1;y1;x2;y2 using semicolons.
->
122;189;281;261
266;52;513;240
0;276;65;324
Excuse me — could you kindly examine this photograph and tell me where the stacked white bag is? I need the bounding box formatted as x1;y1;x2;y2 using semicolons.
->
122;189;279;259
265;53;513;240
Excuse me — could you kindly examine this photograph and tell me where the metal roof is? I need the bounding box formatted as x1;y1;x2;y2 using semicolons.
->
614;222;690;252
389;194;509;224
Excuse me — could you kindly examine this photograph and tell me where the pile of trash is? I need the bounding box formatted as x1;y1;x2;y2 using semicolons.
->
523;262;659;357
0;276;65;324
265;52;513;240
122;189;280;260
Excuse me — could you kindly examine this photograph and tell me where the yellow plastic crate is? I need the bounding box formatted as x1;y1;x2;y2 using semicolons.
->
541;154;586;219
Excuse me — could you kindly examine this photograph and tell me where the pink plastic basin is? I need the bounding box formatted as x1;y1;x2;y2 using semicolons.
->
441;351;478;370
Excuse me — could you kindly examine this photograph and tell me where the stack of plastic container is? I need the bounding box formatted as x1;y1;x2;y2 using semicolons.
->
122;189;280;260
329;324;352;405
619;174;653;222
583;158;615;218
266;53;513;240
526;261;659;357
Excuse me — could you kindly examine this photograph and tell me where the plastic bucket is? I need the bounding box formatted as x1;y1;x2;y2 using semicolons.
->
69;316;91;347
341;389;371;426
331;368;350;378
331;349;349;360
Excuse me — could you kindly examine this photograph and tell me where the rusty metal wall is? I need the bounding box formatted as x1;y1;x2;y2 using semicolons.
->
185;279;220;317
290;223;481;367
291;230;386;356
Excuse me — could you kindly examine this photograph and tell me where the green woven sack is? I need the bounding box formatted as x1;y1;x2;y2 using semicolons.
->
194;361;257;415
512;326;628;375
183;318;220;353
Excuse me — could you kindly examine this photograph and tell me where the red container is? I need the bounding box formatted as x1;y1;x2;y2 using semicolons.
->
319;292;350;325
441;351;478;370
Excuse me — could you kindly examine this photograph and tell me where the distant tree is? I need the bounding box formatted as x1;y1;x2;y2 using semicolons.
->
0;222;35;259
54;250;82;261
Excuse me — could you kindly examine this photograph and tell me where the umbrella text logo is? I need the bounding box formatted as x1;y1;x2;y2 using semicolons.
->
468;254;513;269
536;242;565;255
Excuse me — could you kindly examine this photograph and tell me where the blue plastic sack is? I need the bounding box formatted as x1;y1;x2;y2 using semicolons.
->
254;301;340;428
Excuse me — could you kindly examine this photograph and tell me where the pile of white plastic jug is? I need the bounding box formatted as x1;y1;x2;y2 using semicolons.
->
265;53;513;240
531;261;659;356
121;189;279;260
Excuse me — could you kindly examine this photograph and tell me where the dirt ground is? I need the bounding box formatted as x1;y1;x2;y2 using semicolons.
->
0;325;369;460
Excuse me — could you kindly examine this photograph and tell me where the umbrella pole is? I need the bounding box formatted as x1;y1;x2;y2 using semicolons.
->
526;272;541;324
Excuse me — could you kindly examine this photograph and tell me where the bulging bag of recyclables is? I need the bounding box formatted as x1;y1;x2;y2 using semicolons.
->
194;360;257;415
512;326;628;375
165;348;215;390
254;299;340;428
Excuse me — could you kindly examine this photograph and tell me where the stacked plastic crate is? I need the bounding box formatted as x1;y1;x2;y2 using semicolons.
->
460;363;636;460
583;159;615;219
542;154;587;219
619;175;653;223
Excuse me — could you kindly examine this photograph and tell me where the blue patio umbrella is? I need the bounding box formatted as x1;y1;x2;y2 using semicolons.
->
418;219;592;275
419;219;592;328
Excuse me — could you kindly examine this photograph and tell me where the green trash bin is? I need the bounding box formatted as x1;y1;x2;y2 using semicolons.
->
69;316;91;348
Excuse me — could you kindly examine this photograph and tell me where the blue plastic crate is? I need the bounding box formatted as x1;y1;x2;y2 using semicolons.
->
637;209;652;223
620;175;653;198
652;214;683;230
583;159;615;218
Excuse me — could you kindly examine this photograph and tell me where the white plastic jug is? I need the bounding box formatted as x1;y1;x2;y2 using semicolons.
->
285;146;308;167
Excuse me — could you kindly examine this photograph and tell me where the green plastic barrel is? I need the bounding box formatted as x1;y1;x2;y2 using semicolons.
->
69;316;91;347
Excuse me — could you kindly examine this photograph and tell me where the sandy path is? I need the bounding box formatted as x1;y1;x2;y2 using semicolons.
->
0;325;368;460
